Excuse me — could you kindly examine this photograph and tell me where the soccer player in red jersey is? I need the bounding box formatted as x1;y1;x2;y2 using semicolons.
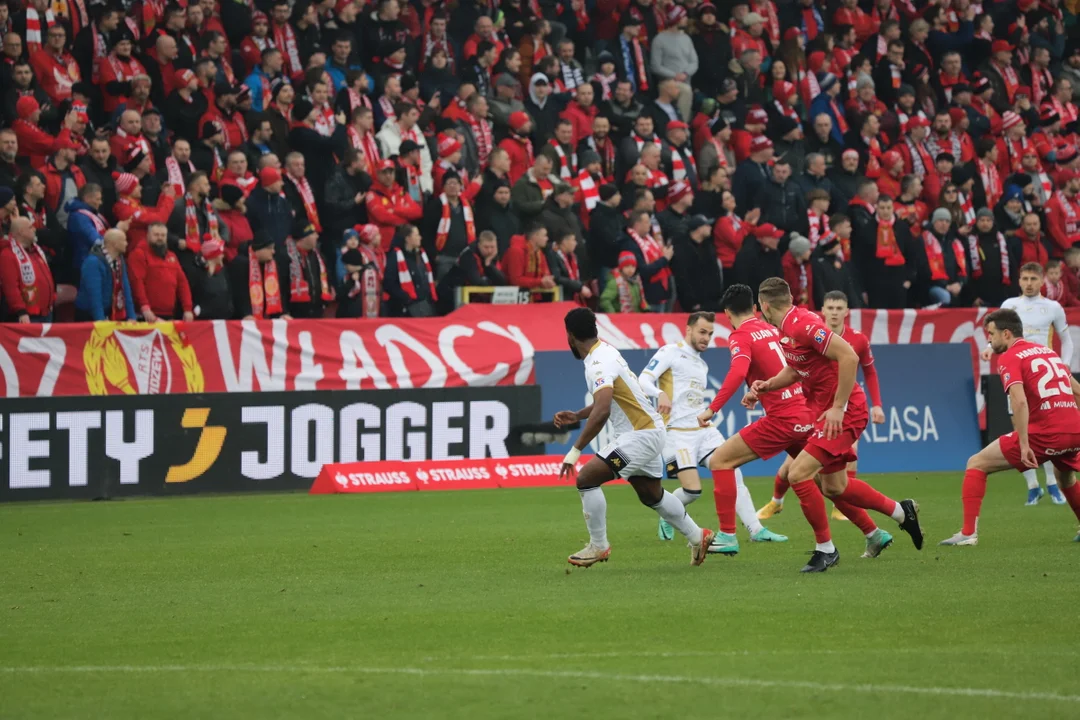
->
750;278;923;571
941;309;1080;545
697;284;835;572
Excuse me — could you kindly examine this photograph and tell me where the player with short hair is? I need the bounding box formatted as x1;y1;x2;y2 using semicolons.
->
639;311;787;546
749;278;924;571
981;262;1074;505
942;309;1080;545
554;307;715;567
697;284;834;570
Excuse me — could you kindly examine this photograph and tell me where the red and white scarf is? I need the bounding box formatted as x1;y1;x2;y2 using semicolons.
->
286;173;322;233
923;230;966;282
184;194;217;252
669;145;697;182
433;194;476;251
420;33;453;71
1054;190;1080;239
165;156;193;194
378;95;397;123
106;53;143;85
77;208;107;235
968;231;1010;283
753;0;780;46
1046;96;1080;127
345;87;371;115
248;247;283;318
348;126;382;175
629;37;649;93
992;60;1020;104
549;140;577;180
628;228;670;289
312;102;335;137
467;115;493;170
926;131;962;164
592;72;616;101
958;191;976;225
773;99;803;132
905;135;934;178
395;247;438;300
10;238;49;312
807;210;830;250
615;271;646;312
977;158;1002;209
109;253;126;320
875;215;906;266
631;132;651;154
583;135;616;180
575;170;600;211
25;7;56;54
556;247;580;282
273;21;301;76
1030;63;1053;107
286;237;333;302
91;25;108;83
1046;278;1068;303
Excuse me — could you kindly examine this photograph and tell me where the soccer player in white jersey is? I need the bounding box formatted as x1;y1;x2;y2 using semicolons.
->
982;263;1074;505
554;308;716;567
638;311;787;548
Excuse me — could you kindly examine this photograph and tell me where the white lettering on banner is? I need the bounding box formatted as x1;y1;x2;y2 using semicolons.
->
338;331;391;390
386;401;427;459
431;401;465;459
105;410;153;484
0;342;19;396
54;411;102;487
338;403;382;461
291;404;335;477
595;314;640;349
425;466;490;482
215;319;288;392
469;400;509;457
439;325;510;385
476;321;535;385
375;325;447;388
334;470;412;487
9;412;50;488
494;461;563;477
865;406;939;443
295;332;324;390
241;405;286;479
18;336;65;396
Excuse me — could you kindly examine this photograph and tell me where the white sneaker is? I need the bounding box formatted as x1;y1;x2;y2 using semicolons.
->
938;531;978;546
568;544;611;567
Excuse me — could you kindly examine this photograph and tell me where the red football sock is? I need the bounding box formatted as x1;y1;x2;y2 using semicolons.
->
832;498;878;534
836;477;899;518
712;469;738;534
961;469;988;536
773;474;790;500
1060;481;1080;522
791;479;831;543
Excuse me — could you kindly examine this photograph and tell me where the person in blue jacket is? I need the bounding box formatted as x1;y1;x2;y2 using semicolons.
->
75;228;136;321
809;72;846;146
66;183;128;277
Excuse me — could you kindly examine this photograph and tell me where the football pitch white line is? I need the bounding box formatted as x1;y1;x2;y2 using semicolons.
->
462;647;1080;661
1;665;1078;704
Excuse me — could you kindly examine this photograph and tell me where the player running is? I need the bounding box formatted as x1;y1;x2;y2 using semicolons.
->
638;311;787;547
980;263;1074;506
757;290;895;558
942;309;1080;546
696;284;835;571
749;278;924;571
554;307;715;567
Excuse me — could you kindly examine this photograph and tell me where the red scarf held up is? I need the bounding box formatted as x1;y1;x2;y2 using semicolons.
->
286;238;333;303
875;216;906;267
434;194;476;251
628;228;670;289
248;246;283;318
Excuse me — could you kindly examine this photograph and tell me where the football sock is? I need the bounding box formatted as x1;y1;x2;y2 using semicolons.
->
650;490;703;545
1060;482;1080;521
1044;462;1059;487
772;474;790;504
961;469;988;536
832;498;878;535
712;469;738;535
836;477;905;522
735;472;763;535
1023;469;1039;490
791;478;831;544
673;487;701;507
579;488;609;548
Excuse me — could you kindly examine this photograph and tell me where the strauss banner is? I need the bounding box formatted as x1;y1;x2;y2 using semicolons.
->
0;304;1075;398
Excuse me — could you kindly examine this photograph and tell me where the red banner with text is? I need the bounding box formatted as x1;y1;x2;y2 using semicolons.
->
0;304;1076;398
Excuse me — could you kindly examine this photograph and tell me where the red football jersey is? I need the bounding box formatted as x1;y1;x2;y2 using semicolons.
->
779;307;867;413
841;326;875;369
997;339;1080;435
728;317;809;417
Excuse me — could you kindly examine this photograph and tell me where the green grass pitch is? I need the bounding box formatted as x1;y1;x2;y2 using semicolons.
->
1;472;1078;719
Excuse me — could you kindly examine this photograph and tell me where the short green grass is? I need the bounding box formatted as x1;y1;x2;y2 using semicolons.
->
1;472;1078;720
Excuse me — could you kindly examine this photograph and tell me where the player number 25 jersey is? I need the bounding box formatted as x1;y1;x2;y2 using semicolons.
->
640;342;709;429
997;338;1080;435
585;341;663;435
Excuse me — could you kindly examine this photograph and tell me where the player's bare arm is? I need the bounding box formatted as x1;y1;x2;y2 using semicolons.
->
751;365;800;394
554;405;593;428
559;388;613;479
821;334;859;439
1008;383;1038;469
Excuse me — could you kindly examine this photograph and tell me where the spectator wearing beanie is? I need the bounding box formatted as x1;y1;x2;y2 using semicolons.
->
0;216;56;322
732;133;773;215
422;170;476;280
657;179;694;242
384;223;438;317
336;245;384;319
128;221;194;322
782;234;815;309
922;207;968;308
112;171;176;256
599;250;646;313
164;69;210;144
476;174;519;256
166;171;229;278
246;166;292;249
498;111;535;185
994;184;1026;242
811;218;863;309
186;237;234;319
215;184;254;262
228;232;286;319
278;217;334;319
734;222;784;295
671;214;723;312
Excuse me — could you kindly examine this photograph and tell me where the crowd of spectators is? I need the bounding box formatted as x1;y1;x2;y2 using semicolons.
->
2;0;1080;323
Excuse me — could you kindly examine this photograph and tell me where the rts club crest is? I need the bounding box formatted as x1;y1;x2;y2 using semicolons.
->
83;322;204;395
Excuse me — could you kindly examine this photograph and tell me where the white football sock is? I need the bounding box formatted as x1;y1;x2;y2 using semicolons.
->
816;540;836;553
672;487;701;507
773;496;785;505
735;472;763;535
579;488;609;549
890;502;906;523
650;490;703;545
1023;469;1039;490
1044;462;1058;486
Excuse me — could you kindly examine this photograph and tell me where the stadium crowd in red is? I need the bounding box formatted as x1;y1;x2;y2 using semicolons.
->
1;0;1080;322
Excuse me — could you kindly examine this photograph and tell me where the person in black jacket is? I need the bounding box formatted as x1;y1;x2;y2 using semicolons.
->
588;184;624;288
277;217;333;319
545;232;589;303
383;224;438;317
731;135;773;215
524;73;564;145
287;99;349;213
672;215;723;312
322;148;371;255
228;233;286;319
754;158;808;237
246;167;294;250
477;181;519;257
922;208;967;307
190;239;234;319
619;209;674;311
811;216;863;309
656;181;693;244
851;194;919;309
733;223;784;298
968;208;1020;307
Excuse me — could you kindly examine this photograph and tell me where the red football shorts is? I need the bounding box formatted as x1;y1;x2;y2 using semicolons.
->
999;430;1080;473
739;411;814;460
804;402;869;474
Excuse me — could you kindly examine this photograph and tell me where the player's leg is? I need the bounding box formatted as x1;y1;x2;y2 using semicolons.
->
780;451;839;572
705;432;760;552
1051;465;1080;541
569;457;617;566
939;438;1016;546
627;474;713;565
1044;460;1066;504
658;434;702;541
757;458;790;519
656;468;701;541
1022;467;1045;505
735;470;788;543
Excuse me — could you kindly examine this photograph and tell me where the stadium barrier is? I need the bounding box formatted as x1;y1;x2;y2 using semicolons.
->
0;386;540;502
